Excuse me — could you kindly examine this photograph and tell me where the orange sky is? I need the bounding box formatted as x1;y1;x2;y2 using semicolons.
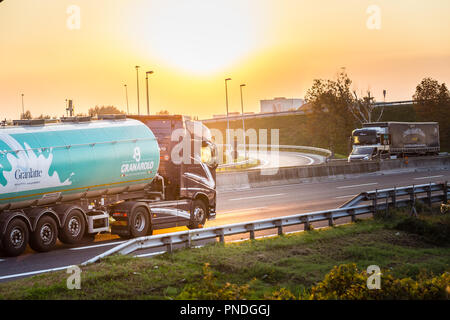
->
1;0;450;120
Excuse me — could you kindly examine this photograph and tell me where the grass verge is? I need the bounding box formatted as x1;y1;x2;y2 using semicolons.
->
0;205;449;300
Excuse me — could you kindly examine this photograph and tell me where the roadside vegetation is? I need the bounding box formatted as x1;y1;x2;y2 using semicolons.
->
205;74;450;155
0;202;449;300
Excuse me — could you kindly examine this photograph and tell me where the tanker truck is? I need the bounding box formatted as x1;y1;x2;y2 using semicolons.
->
0;114;218;257
348;122;440;161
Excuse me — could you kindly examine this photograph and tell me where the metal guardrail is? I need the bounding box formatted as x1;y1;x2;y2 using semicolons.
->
83;182;449;265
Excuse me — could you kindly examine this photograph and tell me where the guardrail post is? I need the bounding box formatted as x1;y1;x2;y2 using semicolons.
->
184;232;191;248
327;212;334;227
215;229;225;243
162;237;173;254
392;186;397;209
349;209;356;223
428;182;433;213
373;189;378;214
246;224;255;240
274;220;283;235
304;216;311;231
410;185;418;218
444;181;448;204
385;192;389;216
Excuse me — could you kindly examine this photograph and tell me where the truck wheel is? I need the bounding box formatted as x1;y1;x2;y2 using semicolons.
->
1;219;29;257
59;210;86;244
29;216;58;252
129;207;150;238
188;199;207;230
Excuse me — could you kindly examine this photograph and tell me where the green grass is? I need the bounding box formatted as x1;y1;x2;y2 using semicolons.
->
0;207;449;300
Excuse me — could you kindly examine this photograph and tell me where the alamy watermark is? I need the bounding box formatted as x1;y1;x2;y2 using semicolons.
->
67;265;81;290
367;265;381;290
366;5;381;30
67;5;81;30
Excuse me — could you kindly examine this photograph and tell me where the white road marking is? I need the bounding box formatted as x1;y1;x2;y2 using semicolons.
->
337;183;378;189
135;245;205;258
229;193;285;201
69;241;127;251
295;154;315;165
413;175;444;180
0;259;5;262
0;265;72;281
220;207;267;215
135;251;166;258
335;194;358;199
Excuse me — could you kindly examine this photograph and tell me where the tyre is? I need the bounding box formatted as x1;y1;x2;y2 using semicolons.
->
188;199;207;230
59;210;86;244
1;218;29;257
29;216;58;252
129;207;150;238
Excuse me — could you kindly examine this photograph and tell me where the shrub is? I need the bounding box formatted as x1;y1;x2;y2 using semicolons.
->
177;263;252;300
309;264;450;300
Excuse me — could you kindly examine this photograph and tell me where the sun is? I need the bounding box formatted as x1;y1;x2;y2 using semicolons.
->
136;1;263;75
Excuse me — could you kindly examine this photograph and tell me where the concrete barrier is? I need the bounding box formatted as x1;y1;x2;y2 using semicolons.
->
217;155;450;190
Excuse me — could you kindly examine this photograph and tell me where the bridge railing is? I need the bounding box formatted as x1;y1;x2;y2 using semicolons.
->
83;182;449;265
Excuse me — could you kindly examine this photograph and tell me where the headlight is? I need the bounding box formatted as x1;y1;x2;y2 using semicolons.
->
201;146;212;164
363;156;369;160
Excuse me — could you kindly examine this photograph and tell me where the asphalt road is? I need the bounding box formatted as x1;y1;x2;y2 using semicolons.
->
247;150;325;169
0;168;449;282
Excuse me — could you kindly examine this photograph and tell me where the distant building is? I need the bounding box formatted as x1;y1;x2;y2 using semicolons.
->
260;97;305;113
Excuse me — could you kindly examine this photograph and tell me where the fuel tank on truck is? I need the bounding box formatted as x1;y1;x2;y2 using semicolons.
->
0;118;160;210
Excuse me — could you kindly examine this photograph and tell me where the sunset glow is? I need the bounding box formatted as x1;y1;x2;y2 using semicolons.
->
1;0;449;119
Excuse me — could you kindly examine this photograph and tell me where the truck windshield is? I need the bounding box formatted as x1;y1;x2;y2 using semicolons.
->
352;147;375;155
352;129;377;145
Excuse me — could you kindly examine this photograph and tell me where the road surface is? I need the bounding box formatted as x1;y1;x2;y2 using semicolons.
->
0;168;449;282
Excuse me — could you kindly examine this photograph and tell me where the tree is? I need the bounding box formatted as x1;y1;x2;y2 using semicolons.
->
37;114;52;119
20;110;32;120
88;105;124;117
349;91;384;124
304;69;358;154
413;77;450;150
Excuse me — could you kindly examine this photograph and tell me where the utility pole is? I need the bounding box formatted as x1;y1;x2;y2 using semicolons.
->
240;84;246;159
145;71;154;115
124;84;129;114
135;66;140;115
224;77;232;159
21;93;24;119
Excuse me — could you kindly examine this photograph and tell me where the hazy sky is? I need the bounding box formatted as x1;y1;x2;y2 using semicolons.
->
1;0;450;119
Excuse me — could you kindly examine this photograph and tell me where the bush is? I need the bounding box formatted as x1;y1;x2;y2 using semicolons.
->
177;263;252;300
265;264;450;300
309;264;450;300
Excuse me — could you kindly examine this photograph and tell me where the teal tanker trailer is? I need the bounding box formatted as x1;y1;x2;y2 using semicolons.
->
0;115;218;256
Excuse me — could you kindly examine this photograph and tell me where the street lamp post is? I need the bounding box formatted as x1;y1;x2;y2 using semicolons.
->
135;66;140;115
240;84;246;159
146;71;154;115
124;84;129;114
21;93;24;119
224;78;232;159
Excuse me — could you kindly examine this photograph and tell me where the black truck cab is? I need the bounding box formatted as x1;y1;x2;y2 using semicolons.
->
125;115;218;232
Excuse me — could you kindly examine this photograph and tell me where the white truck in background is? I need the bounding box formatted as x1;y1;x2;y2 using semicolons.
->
348;122;440;162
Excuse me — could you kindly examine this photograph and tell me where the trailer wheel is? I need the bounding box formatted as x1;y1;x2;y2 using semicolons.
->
59;210;86;244
1;219;29;257
29;216;58;252
129;207;150;238
188;199;207;229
